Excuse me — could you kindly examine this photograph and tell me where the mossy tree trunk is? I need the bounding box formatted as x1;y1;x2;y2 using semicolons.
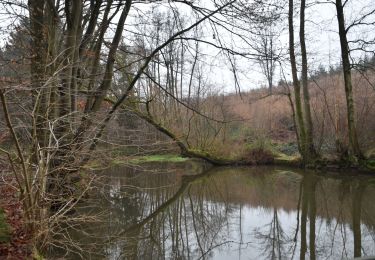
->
300;0;318;162
335;0;364;161
288;0;307;161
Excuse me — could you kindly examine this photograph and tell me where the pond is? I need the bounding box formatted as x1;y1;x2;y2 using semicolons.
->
50;163;375;259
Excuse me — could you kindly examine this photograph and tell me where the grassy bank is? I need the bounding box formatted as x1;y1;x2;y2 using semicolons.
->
83;153;192;170
129;154;189;164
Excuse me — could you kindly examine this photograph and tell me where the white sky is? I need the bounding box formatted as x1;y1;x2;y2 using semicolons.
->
126;0;375;94
0;0;374;94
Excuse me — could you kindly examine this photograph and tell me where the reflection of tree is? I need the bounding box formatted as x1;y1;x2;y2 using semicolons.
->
289;173;318;260
300;176;308;260
254;207;288;259
185;177;235;260
51;166;375;259
308;175;317;260
298;174;371;260
352;180;366;258
116;168;374;260
299;174;318;260
109;167;236;259
335;177;368;258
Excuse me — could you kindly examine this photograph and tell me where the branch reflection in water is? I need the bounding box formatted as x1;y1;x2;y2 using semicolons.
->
49;163;375;259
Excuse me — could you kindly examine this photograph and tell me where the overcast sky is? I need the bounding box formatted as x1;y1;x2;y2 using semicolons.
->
0;0;374;94
125;0;375;94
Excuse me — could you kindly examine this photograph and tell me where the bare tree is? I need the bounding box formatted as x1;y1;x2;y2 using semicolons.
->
288;0;308;160
0;0;238;253
300;0;318;161
335;0;364;160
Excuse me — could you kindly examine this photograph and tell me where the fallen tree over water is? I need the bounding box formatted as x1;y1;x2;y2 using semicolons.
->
105;97;374;173
105;97;282;166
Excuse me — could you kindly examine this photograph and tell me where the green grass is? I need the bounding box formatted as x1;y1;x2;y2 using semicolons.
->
0;208;10;243
365;159;375;171
274;153;301;165
129;154;189;164
82;154;189;170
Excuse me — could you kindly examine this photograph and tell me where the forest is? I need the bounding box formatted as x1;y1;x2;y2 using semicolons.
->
0;0;374;259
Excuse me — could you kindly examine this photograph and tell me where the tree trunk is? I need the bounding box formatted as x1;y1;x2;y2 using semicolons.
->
59;0;83;135
288;0;307;160
300;0;318;162
90;0;132;112
29;0;48;150
335;0;364;160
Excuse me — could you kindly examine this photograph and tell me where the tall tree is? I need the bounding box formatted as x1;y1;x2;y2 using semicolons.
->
1;1;239;251
335;0;364;160
28;0;49;151
288;0;307;161
300;0;318;161
256;26;278;94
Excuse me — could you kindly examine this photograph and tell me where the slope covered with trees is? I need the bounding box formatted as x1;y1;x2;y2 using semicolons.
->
0;0;374;257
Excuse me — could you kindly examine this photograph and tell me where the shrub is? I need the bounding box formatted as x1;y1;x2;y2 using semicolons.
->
240;130;276;163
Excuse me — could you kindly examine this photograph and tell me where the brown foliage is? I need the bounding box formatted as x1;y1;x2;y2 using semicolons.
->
243;148;275;164
0;174;31;259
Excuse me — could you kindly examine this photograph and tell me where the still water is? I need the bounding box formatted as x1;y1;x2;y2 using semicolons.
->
52;163;375;259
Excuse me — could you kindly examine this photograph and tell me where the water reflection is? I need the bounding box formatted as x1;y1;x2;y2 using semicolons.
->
52;165;375;259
